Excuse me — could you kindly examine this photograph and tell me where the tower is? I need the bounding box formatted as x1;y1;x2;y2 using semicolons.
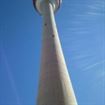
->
33;0;78;105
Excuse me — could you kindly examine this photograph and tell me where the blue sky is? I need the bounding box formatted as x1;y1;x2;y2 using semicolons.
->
0;0;105;105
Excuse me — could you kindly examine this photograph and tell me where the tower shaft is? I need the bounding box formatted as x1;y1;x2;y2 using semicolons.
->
37;1;77;105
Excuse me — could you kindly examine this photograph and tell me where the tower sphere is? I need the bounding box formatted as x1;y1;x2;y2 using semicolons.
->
33;0;62;14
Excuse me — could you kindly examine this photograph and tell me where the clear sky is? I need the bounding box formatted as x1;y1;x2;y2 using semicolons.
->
0;0;105;105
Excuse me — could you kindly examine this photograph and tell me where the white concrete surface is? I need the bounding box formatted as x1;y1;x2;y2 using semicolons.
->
37;1;78;105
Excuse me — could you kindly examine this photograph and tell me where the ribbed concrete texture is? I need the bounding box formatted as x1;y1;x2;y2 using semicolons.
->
36;1;78;105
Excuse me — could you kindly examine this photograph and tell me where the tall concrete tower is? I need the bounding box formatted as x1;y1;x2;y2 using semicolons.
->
33;0;78;105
